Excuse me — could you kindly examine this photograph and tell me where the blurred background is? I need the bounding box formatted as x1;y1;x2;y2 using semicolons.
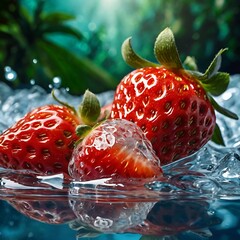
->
0;0;239;95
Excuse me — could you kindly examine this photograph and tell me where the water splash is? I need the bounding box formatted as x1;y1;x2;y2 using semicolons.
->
0;75;240;239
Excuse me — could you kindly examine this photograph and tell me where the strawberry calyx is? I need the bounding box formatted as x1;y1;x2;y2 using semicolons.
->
75;90;108;143
121;37;159;69
121;27;239;146
52;89;105;142
78;90;101;126
154;27;183;70
75;124;92;140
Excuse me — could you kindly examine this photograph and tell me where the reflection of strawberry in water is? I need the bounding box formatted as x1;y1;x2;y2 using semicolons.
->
2;171;77;224
8;198;77;224
69;198;221;237
69;198;153;233
128;200;222;237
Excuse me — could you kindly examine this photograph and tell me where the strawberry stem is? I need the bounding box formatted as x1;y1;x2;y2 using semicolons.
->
154;27;183;70
51;90;77;115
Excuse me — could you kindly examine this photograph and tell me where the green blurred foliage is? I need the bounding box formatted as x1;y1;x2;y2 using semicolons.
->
0;0;116;94
0;0;239;94
43;0;239;79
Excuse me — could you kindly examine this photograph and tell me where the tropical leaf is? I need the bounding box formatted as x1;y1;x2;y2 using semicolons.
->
35;39;116;95
41;12;76;24
39;24;84;40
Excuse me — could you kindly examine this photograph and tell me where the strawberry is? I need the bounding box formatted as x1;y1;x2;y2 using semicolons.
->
111;27;238;165
0;103;80;175
0;88;115;175
68;91;162;181
69;118;162;181
99;103;112;120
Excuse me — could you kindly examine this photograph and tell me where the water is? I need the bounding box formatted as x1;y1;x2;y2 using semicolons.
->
0;75;240;240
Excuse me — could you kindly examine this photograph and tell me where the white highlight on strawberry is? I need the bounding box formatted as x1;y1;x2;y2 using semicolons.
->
130;72;158;97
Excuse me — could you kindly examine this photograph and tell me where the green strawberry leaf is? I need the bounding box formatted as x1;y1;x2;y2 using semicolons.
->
79;90;101;126
51;90;77;115
199;48;227;81
183;56;198;71
211;123;225;146
209;95;239;120
154;27;183;69
76;124;92;140
121;37;159;69
201;72;230;96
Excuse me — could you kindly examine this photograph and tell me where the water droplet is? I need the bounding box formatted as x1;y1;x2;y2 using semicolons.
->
52;77;62;88
32;59;38;64
30;79;36;85
4;66;17;81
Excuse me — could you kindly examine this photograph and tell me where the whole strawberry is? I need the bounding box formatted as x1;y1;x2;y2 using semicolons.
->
68;91;162;181
69;118;162;181
111;28;238;165
0;104;80;174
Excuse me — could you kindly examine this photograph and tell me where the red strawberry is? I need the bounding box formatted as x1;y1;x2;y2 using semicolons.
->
111;27;238;165
0;89;112;175
68;91;162;181
0;104;80;174
99;103;112;120
69;118;162;181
